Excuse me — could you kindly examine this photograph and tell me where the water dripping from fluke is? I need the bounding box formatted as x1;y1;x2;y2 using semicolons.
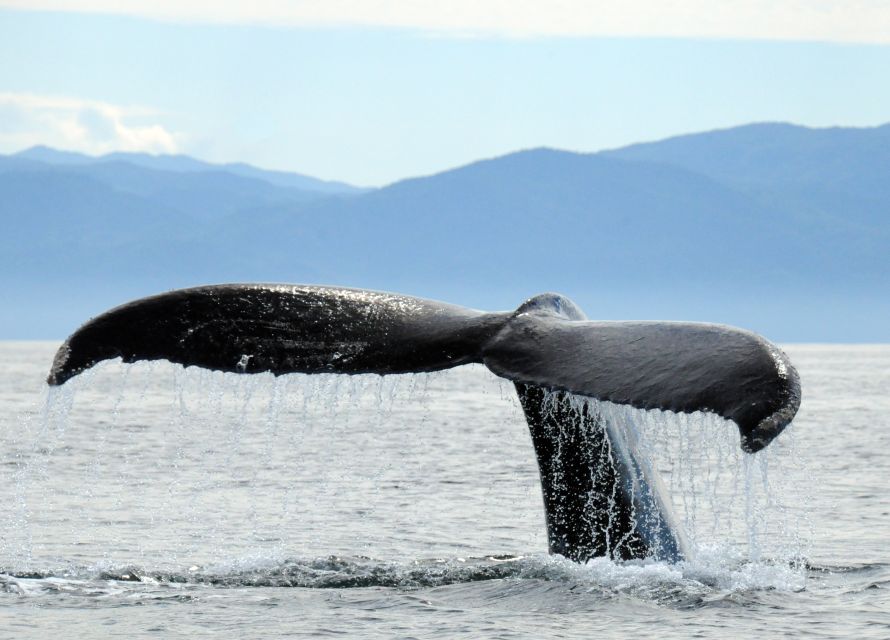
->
31;284;804;576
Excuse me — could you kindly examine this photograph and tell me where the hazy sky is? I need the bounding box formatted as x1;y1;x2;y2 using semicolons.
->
2;3;889;185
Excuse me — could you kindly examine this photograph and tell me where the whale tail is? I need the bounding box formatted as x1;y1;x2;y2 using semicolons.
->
47;284;801;562
49;284;799;454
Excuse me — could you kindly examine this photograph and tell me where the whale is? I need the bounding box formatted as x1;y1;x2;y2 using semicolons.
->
47;284;801;563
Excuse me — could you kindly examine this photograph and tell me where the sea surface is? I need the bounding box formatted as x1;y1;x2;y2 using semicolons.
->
0;342;888;638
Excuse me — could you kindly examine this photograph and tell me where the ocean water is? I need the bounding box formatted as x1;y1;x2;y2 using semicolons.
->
0;342;888;638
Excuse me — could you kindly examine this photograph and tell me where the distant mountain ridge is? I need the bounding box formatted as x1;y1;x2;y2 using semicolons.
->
604;122;890;237
604;122;890;187
12;145;366;194
2;122;888;341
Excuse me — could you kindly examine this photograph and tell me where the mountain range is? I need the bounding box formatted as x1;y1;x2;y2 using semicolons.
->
2;123;888;341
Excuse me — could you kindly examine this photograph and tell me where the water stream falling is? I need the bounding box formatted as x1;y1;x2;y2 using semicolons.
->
1;353;811;597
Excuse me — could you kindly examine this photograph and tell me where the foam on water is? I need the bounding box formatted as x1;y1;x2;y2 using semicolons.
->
1;549;807;602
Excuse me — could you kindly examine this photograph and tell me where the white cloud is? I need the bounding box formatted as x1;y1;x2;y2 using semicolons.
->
1;0;889;44
0;93;180;155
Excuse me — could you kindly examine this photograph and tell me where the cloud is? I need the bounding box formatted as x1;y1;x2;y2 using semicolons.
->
0;93;180;155
1;0;889;44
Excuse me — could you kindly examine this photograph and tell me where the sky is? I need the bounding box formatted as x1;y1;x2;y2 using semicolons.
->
1;2;889;185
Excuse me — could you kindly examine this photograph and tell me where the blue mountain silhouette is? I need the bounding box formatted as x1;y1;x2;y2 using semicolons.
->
2;123;887;340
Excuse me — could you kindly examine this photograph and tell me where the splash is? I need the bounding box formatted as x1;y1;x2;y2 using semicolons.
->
0;551;807;603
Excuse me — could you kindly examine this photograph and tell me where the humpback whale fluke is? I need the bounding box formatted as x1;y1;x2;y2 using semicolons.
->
47;284;801;563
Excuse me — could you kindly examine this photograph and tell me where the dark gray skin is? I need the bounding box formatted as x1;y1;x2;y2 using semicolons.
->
48;284;801;563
